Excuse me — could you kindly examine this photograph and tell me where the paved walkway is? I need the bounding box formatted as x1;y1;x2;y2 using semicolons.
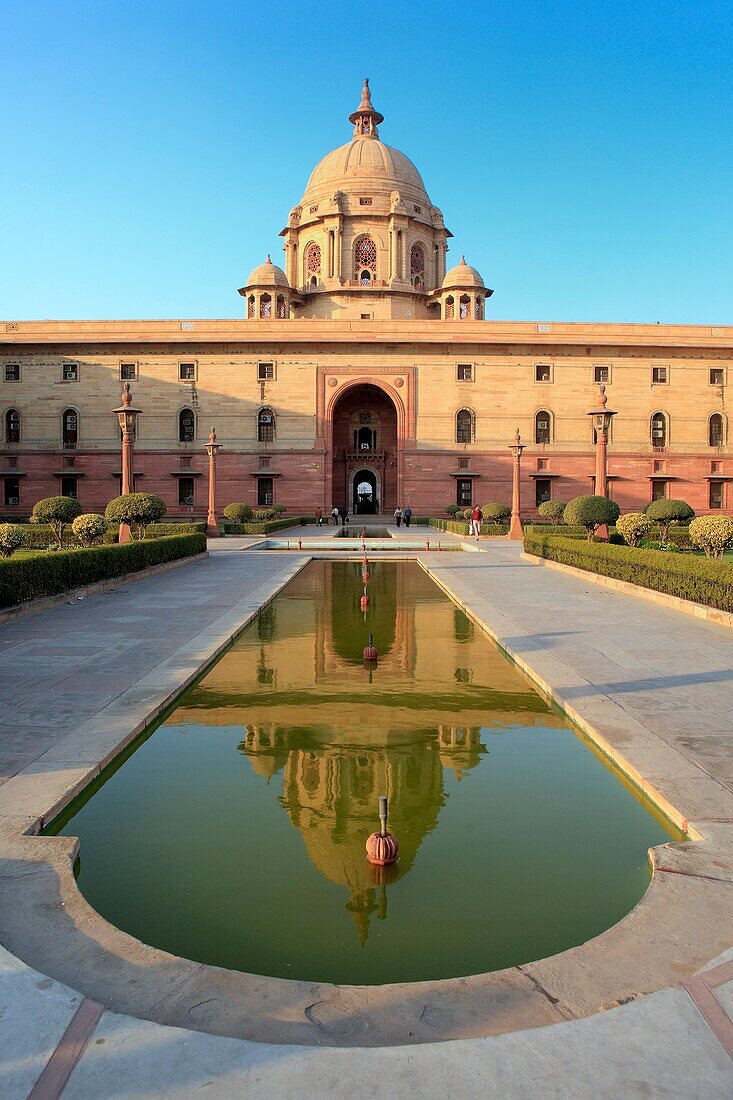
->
0;538;731;1096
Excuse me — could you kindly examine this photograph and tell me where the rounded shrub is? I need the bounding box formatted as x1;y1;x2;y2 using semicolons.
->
616;512;653;548
445;504;461;516
462;508;474;522
223;503;253;523
645;498;695;541
480;503;511;522
689;515;733;558
537;501;565;525
72;513;107;547
0;523;24;557
272;504;286;516
563;495;620;539
104;493;167;540
30;496;83;548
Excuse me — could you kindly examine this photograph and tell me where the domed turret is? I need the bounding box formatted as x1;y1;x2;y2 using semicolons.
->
442;256;485;290
432;256;493;320
238;255;297;320
245;255;290;289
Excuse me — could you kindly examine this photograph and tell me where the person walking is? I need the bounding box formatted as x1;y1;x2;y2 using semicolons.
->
331;506;339;526
403;506;412;528
338;505;348;527
315;507;323;527
470;504;483;540
393;506;403;528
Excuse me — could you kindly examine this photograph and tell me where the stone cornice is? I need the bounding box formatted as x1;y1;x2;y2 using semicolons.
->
1;318;731;351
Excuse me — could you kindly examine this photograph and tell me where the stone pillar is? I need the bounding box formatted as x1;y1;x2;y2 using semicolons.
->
508;428;525;540
205;427;222;537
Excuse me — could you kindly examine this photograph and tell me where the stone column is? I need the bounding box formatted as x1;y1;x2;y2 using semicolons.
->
508;428;525;540
205;427;222;537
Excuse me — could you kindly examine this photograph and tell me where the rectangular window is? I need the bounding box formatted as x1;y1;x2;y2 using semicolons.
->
178;477;195;506
359;197;373;205
62;363;78;382
594;364;610;383
4;363;20;382
257;362;275;381
258;477;274;506
652;366;668;384
179;362;197;381
120;362;137;380
360;313;371;320
3;477;20;507
60;476;78;499
537;458;547;470
457;364;473;381
259;456;271;468
710;367;725;386
535;363;551;382
456;479;472;507
535;478;552;507
709;481;724;509
651;480;667;502
458;458;469;469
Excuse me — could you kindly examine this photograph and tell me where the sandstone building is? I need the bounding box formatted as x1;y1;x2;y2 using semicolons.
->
1;80;732;518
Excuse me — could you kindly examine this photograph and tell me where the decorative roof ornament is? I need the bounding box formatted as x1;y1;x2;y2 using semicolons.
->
348;77;384;139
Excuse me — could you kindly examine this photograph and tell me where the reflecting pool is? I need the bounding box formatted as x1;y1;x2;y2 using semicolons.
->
50;561;674;985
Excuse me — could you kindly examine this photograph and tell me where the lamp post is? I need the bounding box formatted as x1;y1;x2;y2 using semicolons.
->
205;426;222;537
587;383;617;540
508;428;525;540
113;382;141;544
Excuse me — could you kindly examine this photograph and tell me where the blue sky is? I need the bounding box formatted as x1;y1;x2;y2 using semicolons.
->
2;0;731;324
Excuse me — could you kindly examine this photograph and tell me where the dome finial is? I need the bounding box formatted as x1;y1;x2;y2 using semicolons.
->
349;77;384;139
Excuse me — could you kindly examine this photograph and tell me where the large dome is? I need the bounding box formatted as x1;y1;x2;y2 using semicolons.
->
297;79;433;214
302;139;430;206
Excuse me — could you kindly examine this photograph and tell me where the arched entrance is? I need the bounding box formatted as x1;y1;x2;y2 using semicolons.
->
330;383;398;513
351;469;379;514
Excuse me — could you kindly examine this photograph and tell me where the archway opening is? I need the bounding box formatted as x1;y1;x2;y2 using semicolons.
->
330;383;399;513
353;470;378;514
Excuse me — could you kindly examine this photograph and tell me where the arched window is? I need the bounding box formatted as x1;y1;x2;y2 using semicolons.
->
260;293;272;318
305;242;321;284
459;294;471;319
62;408;78;448
445;295;455;320
258;407;275;443
474;297;484;320
651;412;667;449
410;243;425;287
354;236;377;283
708;413;724;447
247;295;255;319
535;410;551;444
179;407;195;443
5;409;20;443
456;408;474;444
276;295;287;319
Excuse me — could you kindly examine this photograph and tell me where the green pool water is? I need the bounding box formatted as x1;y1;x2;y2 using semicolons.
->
50;560;674;985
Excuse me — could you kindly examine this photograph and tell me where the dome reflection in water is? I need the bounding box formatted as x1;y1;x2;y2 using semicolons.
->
52;561;674;985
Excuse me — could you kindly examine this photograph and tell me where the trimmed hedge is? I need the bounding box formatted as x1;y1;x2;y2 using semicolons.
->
222;515;315;535
429;518;509;536
523;532;733;613
0;533;206;609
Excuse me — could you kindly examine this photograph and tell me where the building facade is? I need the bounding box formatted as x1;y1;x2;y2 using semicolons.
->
2;80;732;519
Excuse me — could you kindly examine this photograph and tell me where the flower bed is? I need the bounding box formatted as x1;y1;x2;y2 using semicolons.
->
523;531;733;613
0;533;206;609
